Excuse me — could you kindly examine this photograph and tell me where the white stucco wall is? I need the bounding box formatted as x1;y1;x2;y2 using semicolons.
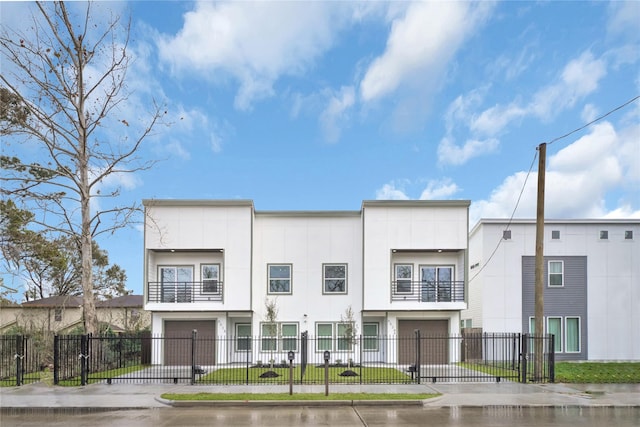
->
144;201;253;312
362;202;469;311
251;213;363;334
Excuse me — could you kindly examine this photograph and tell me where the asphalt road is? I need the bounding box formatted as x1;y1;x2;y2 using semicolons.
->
2;406;639;427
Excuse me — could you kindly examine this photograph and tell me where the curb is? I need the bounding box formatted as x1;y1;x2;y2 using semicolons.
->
164;398;425;407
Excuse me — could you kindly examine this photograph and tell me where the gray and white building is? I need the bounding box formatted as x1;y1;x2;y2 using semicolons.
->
464;219;640;361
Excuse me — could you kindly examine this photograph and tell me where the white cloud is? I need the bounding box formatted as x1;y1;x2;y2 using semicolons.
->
375;183;410;200
319;86;356;143
360;2;494;103
470;103;527;136
375;178;461;201
438;136;499;166
156;2;347;110
529;52;607;120
440;50;608;166
419;179;461;200
471;121;639;225
607;1;640;41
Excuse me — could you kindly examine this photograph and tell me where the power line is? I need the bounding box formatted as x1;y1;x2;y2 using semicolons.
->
469;95;639;284
546;95;639;146
469;150;538;284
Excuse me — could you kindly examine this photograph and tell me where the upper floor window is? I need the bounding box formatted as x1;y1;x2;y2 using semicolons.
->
548;261;564;287
394;264;413;293
201;264;220;293
599;230;608;240
54;308;62;322
551;230;560;240
268;264;292;294
420;266;454;302
323;264;347;294
160;266;193;302
503;230;511;240
625;230;633;240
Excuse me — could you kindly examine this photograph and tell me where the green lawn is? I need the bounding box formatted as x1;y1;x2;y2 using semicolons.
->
554;362;640;383
198;365;413;384
162;392;438;401
55;364;148;386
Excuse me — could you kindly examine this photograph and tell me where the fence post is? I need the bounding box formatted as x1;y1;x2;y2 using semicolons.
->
548;334;555;383
53;335;59;385
80;334;89;386
520;334;528;383
191;329;197;385
414;329;421;384
15;335;23;386
300;331;308;383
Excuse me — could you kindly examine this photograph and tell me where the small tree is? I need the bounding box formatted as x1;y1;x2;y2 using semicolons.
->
340;305;358;368
264;297;279;368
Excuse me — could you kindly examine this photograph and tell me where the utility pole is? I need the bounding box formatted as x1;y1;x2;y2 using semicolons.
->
534;142;546;381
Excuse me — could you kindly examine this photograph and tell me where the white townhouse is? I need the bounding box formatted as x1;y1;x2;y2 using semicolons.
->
463;219;640;361
143;199;470;366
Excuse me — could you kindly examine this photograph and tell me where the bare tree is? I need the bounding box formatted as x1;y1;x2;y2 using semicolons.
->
0;1;166;334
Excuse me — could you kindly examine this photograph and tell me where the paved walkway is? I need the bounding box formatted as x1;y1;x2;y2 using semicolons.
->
1;382;639;410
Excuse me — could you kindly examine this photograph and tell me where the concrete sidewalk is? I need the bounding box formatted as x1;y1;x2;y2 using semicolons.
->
1;382;639;410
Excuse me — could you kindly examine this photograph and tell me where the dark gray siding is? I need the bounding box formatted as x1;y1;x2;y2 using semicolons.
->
522;256;587;360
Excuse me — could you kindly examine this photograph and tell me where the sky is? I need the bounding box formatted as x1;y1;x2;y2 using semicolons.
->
1;1;639;299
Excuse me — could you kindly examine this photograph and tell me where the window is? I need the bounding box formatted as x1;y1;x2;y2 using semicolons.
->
316;322;355;352
420;266;454;302
54;308;62;322
363;323;379;352
236;324;251;352
625;230;633;240
160;266;193;302
548;261;564;287
565;317;581;353
551;230;560;240
547;317;562;353
201;264;220;293
260;322;298;352
316;323;333;351
394;264;413;293
600;230;608;240
323;264;347;294
261;323;278;351
268;264;292;294
281;323;298;351
503;230;511;240
337;323;355;351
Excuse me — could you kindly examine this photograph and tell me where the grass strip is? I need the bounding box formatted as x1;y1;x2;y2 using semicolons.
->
198;365;413;384
554;362;640;383
161;392;438;401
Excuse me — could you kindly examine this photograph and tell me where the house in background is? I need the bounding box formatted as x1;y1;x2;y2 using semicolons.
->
143;199;470;366
0;295;150;334
463;219;640;361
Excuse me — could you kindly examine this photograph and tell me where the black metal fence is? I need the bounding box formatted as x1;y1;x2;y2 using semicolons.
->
0;334;48;386
2;332;554;386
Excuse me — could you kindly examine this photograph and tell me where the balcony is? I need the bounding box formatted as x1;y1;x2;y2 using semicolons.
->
147;281;223;303
391;281;464;302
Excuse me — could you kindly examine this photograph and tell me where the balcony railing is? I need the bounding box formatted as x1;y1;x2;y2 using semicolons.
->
147;281;223;303
391;281;464;302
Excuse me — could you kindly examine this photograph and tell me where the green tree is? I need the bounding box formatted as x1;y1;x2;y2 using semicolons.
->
0;2;166;333
1;200;129;301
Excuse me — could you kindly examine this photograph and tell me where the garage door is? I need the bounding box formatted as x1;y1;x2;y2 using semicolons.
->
164;320;216;365
398;320;448;364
